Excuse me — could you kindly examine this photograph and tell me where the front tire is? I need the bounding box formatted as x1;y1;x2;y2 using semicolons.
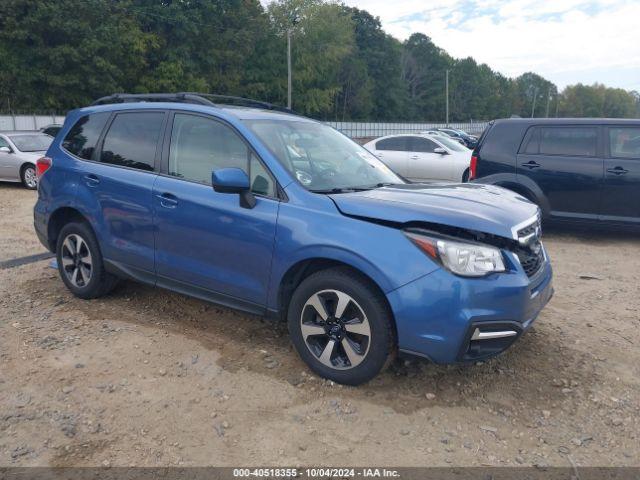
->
288;267;394;385
56;222;118;299
21;164;37;190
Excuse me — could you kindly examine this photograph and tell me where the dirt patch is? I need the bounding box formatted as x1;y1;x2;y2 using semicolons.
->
0;184;638;467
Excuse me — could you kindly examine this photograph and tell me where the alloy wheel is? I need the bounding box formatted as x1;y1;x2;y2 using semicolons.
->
60;234;93;288
23;167;37;188
300;289;371;370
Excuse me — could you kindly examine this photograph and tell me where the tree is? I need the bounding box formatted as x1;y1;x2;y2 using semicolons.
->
268;0;355;117
0;0;153;111
1;0;637;121
339;7;406;120
401;33;454;121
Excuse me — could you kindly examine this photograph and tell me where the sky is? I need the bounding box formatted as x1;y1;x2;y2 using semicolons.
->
325;0;640;92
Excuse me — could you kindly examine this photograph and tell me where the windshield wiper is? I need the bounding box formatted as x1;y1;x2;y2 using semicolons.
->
373;182;396;188
310;187;370;194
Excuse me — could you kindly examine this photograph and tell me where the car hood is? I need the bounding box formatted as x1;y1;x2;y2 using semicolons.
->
329;183;538;240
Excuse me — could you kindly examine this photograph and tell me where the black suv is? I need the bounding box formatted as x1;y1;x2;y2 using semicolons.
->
471;118;640;226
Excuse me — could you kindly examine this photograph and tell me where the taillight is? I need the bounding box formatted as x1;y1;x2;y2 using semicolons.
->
469;155;478;180
36;157;52;179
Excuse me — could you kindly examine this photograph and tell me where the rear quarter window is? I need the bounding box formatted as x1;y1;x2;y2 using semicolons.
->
62;112;110;160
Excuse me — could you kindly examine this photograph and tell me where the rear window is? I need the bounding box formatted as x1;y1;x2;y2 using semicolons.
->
62;113;110;160
521;126;597;157
8;134;52;152
100;112;164;171
376;137;409;151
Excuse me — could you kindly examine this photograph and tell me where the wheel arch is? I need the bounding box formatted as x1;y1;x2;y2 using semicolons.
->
480;173;550;218
20;161;36;172
276;257;397;339
46;207;93;252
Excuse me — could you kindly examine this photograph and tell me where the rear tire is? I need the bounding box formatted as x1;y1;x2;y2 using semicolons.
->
21;164;37;190
462;169;470;182
56;222;119;299
287;267;395;385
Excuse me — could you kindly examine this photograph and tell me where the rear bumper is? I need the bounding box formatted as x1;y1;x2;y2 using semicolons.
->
388;249;553;364
33;200;51;252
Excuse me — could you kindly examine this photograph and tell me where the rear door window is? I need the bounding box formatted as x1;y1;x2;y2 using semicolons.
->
409;137;438;153
609;127;640;159
62;112;110;160
376;137;409;151
100;112;165;171
537;127;597;157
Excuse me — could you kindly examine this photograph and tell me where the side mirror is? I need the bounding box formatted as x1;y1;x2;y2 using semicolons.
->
0;146;11;153
212;167;256;209
434;147;448;155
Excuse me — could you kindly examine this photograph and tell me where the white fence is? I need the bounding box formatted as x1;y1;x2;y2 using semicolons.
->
326;121;489;138
0;114;66;131
0;115;489;138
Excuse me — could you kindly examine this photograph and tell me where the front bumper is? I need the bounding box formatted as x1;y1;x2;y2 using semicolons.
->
387;249;553;364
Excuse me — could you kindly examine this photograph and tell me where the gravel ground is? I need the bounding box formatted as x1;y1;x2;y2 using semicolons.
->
0;182;638;467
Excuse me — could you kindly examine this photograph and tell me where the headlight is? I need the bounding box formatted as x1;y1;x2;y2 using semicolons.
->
405;231;505;277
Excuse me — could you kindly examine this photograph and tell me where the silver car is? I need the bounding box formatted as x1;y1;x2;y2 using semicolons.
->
0;131;53;189
363;133;472;183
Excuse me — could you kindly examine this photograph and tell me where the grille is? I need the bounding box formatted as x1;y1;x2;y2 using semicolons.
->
517;216;542;242
516;242;544;277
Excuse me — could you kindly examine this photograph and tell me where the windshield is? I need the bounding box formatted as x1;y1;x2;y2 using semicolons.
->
9;134;52;152
245;120;404;192
435;135;469;152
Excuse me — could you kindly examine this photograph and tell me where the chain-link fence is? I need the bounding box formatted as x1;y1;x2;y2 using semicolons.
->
0;114;66;131
0;114;489;139
325;121;489;138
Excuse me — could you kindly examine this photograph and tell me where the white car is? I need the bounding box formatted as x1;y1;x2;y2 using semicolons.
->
363;134;472;183
0;131;53;189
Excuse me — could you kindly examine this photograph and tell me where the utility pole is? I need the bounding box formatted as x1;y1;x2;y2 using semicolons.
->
545;88;551;117
286;12;301;110
531;87;539;118
445;69;449;126
287;28;292;110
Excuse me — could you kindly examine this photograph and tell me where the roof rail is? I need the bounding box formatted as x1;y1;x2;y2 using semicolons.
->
91;93;216;107
91;92;294;113
182;93;294;113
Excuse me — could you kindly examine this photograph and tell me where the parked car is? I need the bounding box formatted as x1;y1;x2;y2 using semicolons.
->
422;130;466;145
40;124;63;137
0;131;53;189
471;118;640;226
363;133;472;182
426;128;478;149
34;93;553;385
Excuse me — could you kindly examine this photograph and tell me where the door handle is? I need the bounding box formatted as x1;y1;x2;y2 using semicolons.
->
522;161;541;169
606;166;628;175
156;193;178;209
410;155;419;160
84;174;100;187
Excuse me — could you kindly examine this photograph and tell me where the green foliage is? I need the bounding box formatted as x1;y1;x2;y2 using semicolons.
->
0;0;637;120
558;83;637;118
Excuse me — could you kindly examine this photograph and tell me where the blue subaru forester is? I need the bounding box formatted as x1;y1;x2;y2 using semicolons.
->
34;93;553;385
